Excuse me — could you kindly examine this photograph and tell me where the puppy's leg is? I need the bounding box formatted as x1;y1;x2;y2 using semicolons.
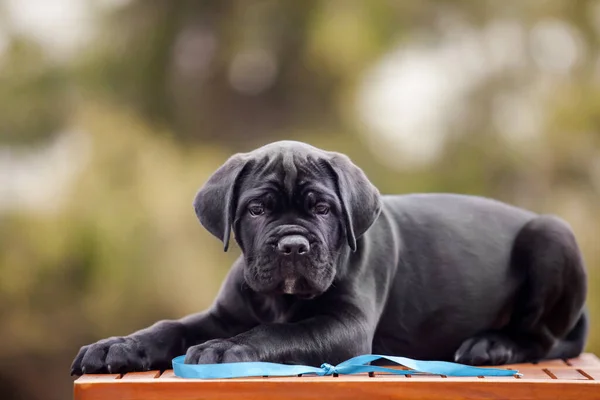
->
71;262;257;374
185;294;373;366
70;313;226;375
455;215;587;365
544;308;588;360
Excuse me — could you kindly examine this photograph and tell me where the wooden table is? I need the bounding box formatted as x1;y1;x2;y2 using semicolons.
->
74;353;600;400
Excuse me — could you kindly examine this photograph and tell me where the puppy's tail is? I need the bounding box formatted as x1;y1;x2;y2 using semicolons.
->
544;308;589;360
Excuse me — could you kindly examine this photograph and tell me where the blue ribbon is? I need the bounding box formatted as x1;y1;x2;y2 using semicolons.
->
172;354;520;379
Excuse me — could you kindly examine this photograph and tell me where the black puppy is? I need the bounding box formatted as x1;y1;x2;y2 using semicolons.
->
71;141;588;374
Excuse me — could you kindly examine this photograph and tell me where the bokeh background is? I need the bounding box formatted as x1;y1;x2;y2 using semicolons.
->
1;0;599;399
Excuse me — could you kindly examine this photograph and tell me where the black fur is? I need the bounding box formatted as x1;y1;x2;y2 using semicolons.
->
71;141;588;375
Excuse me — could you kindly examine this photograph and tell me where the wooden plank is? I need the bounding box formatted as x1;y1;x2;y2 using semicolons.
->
507;359;569;370
516;367;554;380
546;368;589;380
157;369;333;382
158;369;285;381
157;370;176;380
580;369;600;380
155;367;586;381
376;374;438;379
534;359;570;367
569;354;600;368
374;364;410;370
73;378;600;400
74;354;600;400
120;371;162;381
406;374;445;379
75;374;121;382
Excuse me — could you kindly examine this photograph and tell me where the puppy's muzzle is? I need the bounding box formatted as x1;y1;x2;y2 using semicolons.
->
277;235;310;256
274;234;316;298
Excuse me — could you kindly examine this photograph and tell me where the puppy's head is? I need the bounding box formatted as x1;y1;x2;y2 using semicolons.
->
193;141;381;299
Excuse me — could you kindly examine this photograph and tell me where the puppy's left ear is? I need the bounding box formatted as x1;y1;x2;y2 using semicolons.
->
193;153;251;252
325;152;382;252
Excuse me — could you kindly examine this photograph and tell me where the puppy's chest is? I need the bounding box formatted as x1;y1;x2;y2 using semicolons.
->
254;296;306;324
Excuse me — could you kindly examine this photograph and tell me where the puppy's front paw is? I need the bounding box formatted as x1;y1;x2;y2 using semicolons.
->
185;339;258;364
71;336;149;375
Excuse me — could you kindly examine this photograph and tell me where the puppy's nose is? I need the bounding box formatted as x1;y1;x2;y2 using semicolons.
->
277;235;310;255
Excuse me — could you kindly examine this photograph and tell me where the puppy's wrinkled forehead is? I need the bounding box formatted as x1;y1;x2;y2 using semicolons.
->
244;143;332;196
194;139;381;252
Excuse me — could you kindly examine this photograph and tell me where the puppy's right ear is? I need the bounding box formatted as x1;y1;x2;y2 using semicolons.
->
193;153;250;251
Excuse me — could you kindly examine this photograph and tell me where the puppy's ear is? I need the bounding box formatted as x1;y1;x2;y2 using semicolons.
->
325;153;382;251
193;153;250;251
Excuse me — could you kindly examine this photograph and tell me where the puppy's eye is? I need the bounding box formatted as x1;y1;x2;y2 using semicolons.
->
248;203;265;216
314;203;330;215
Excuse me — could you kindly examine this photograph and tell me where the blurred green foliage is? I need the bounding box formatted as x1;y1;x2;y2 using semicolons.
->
0;38;71;145
0;1;599;399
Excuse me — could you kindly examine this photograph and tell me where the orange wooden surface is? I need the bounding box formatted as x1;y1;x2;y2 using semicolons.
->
74;353;600;400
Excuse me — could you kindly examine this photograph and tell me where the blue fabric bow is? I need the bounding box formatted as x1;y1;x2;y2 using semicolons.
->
172;354;520;379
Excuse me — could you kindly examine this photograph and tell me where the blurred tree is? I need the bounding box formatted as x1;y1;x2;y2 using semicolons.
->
80;0;345;147
0;37;72;145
